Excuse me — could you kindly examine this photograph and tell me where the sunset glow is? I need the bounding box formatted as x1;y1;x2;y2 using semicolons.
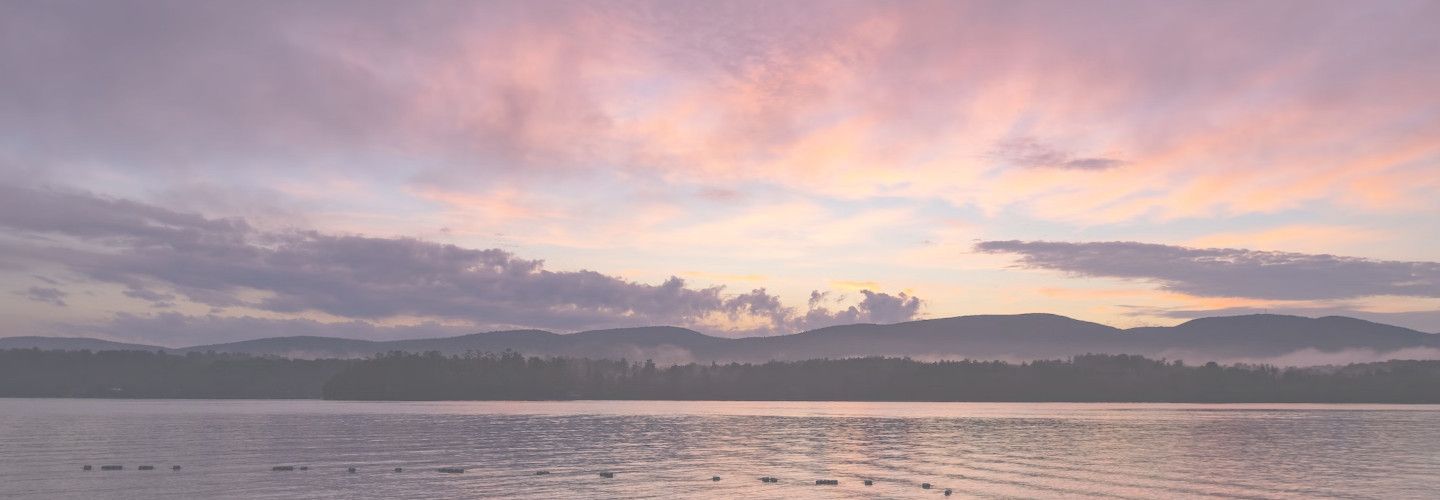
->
2;0;1438;344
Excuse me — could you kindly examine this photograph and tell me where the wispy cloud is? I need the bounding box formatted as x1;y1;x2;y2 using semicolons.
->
989;137;1126;171
16;286;67;307
4;1;1437;221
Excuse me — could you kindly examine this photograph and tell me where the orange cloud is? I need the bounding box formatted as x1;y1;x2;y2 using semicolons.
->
830;280;882;292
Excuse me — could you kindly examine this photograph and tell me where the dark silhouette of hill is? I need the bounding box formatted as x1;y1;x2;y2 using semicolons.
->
3;314;1437;364
175;327;723;361
1124;315;1440;359
725;313;1127;361
177;335;384;358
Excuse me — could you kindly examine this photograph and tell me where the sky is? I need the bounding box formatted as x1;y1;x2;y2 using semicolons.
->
2;0;1438;346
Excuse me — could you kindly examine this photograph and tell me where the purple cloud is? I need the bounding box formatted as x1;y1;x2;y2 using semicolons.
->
799;289;923;327
1;185;923;337
977;240;1440;300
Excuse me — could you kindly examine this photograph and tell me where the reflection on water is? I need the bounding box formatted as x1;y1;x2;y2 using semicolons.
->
1;399;1437;499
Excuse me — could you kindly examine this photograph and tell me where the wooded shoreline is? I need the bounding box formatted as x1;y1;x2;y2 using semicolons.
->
3;349;1437;403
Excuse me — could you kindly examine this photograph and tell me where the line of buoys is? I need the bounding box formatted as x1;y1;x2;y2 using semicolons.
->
85;464;182;471
84;463;187;472
87;461;956;492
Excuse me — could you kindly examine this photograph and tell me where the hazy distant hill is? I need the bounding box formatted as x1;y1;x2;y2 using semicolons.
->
179;335;386;358
0;336;166;352
3;314;1437;365
724;313;1128;362
173;327;721;361
1124;315;1440;360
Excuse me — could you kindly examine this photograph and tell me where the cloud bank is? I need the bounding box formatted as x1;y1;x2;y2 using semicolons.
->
2;185;922;340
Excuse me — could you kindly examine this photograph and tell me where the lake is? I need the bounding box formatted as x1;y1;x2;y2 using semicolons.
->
1;400;1437;499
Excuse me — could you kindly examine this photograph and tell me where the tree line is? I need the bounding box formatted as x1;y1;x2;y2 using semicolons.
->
3;348;1437;403
0;349;349;398
321;351;1440;403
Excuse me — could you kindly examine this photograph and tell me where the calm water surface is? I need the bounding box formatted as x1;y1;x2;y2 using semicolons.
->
1;399;1437;499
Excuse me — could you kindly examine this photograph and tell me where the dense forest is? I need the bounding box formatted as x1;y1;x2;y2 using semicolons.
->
321;351;1440;403
0;349;349;398
3;348;1437;402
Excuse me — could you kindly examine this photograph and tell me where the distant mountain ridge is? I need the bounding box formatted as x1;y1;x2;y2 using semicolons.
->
0;336;168;352
4;314;1437;365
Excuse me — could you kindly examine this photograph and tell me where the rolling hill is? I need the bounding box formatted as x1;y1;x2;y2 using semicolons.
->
3;314;1437;365
0;336;167;352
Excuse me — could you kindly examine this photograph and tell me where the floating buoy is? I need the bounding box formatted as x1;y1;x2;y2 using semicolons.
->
438;467;465;474
599;472;615;478
711;476;721;481
534;470;550;475
394;468;403;473
347;467;357;473
864;479;874;486
815;479;839;485
922;483;932;489
944;488;953;496
101;465;123;471
172;466;181;471
83;465;92;471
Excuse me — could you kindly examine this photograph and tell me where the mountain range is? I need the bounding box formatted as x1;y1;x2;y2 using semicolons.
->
3;314;1438;365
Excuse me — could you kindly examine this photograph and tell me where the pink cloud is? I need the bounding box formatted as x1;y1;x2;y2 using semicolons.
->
7;1;1437;224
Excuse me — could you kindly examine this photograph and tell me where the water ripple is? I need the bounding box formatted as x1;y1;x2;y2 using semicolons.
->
1;400;1437;499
